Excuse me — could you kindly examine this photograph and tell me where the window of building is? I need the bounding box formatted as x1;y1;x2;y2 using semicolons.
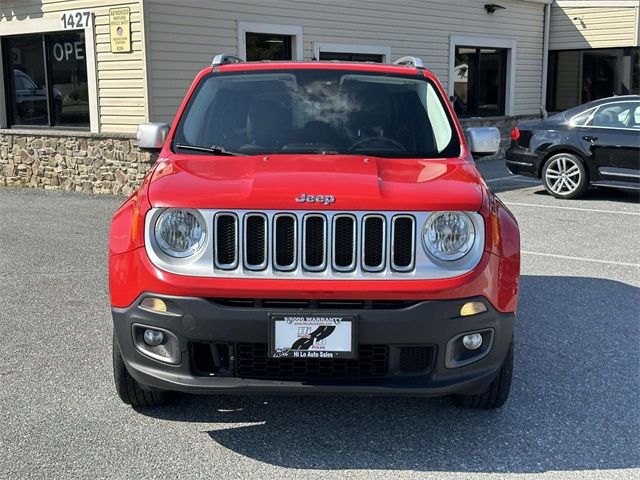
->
3;31;89;128
547;47;640;112
318;52;383;62
245;33;292;61
453;46;507;116
238;22;303;62
313;43;391;63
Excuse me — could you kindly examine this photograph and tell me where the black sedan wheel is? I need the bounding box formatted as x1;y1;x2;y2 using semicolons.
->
542;153;588;199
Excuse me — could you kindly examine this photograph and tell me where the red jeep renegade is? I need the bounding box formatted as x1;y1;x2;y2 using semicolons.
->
109;55;520;410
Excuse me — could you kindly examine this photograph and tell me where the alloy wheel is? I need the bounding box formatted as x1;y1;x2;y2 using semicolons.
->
545;156;582;195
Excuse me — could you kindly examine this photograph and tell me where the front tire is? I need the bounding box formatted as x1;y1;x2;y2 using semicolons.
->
542;153;588;199
112;328;169;407
452;340;513;410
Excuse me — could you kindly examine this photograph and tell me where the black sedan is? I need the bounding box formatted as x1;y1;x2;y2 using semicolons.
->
506;95;640;199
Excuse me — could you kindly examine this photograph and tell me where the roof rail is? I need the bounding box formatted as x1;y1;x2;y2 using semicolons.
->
393;56;425;69
211;53;244;67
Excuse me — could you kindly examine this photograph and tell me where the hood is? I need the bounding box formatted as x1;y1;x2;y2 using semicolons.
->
148;154;485;212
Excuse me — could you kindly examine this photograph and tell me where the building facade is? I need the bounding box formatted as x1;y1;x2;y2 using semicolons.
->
0;0;638;193
547;0;640;110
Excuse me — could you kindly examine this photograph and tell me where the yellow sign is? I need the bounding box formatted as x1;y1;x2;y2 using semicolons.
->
109;7;131;53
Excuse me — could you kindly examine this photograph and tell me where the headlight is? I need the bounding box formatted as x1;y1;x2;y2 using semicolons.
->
154;209;205;258
422;211;475;261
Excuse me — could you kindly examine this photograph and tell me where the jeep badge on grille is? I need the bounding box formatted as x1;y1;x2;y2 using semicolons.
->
295;193;335;205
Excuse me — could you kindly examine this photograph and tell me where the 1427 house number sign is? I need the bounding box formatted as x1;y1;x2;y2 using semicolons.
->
60;10;92;29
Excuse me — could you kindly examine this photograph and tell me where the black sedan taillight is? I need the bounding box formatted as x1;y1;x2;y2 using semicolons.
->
511;126;520;141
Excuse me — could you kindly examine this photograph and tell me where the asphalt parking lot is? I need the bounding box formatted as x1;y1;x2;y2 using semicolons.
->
1;158;638;479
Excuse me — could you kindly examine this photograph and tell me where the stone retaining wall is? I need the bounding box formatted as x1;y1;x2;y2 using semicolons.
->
0;130;155;196
461;114;541;159
1;116;539;195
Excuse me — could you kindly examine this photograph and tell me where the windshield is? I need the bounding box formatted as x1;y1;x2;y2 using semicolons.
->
173;69;460;158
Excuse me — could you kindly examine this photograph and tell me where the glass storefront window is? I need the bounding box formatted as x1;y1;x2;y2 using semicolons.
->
48;31;89;127
5;35;48;126
477;48;506;115
3;31;90;129
548;47;640;112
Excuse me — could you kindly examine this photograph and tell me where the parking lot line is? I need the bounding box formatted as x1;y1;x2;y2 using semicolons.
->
505;202;640;216
485;175;523;183
486;175;539;184
522;250;640;267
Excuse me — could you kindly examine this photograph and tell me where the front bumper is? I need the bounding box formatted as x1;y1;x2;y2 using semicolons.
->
113;293;514;396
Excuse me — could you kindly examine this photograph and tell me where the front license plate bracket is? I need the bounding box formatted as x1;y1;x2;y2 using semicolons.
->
268;314;357;359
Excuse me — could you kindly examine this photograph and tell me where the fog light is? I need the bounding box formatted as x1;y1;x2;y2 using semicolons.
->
140;297;167;313
143;329;164;347
462;333;483;350
460;301;487;316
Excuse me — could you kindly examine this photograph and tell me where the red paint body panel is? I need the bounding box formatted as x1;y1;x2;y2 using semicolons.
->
108;165;156;255
108;62;520;315
148;155;484;211
109;246;518;313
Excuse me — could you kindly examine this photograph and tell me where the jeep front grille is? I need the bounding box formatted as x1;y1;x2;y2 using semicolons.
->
214;211;415;275
145;209;486;280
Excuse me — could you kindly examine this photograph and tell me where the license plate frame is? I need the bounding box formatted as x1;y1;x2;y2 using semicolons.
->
268;313;357;359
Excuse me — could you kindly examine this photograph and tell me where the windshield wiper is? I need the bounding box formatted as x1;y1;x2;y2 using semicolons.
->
174;143;245;156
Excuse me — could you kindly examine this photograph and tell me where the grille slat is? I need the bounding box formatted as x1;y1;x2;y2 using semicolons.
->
303;215;326;271
333;215;356;271
244;214;267;270
362;215;385;271
211;211;417;274
391;216;415;271
215;213;238;269
273;214;297;270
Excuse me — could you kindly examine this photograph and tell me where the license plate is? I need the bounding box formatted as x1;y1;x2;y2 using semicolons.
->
269;314;356;359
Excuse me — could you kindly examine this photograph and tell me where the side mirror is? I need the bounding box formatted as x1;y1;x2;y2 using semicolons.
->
137;122;169;152
465;127;500;158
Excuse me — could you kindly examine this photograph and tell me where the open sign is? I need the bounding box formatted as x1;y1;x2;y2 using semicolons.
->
52;41;85;62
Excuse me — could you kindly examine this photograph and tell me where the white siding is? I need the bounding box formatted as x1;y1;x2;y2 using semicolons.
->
0;0;146;133
550;3;640;50
145;0;546;121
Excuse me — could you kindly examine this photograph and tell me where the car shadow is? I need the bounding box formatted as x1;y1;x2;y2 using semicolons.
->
136;275;639;474
533;186;640;203
486;179;542;195
483;177;639;203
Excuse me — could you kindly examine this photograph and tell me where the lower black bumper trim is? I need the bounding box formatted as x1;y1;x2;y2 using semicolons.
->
112;293;514;396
